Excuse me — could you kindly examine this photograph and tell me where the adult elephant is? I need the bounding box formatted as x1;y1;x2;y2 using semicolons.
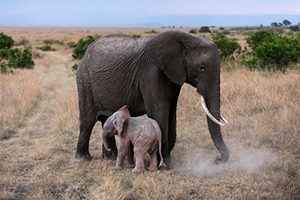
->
75;31;229;165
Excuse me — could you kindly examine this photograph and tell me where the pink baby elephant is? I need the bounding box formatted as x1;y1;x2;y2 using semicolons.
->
102;105;165;173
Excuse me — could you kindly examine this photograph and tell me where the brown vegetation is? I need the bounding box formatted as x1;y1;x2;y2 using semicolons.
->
0;28;299;200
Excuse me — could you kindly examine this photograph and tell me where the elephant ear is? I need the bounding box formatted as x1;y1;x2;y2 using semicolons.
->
158;42;187;85
113;105;130;137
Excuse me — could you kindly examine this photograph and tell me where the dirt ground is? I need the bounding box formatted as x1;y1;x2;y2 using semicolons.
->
0;28;300;200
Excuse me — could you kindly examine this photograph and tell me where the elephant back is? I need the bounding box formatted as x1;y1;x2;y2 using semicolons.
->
85;34;150;70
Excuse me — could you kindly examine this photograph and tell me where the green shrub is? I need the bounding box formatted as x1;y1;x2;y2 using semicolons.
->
67;41;77;48
37;44;56;51
0;32;14;49
243;31;300;72
212;33;240;59
43;39;64;45
72;35;96;59
247;30;276;50
199;26;211;33
7;48;34;69
0;48;34;72
289;25;300;32
145;29;158;34
189;29;198;34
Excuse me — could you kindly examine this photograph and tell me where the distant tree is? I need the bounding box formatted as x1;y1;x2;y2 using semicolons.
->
283;19;292;26
271;22;279;27
199;26;211;33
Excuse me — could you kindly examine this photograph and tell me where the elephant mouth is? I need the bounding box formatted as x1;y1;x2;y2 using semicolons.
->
200;96;228;126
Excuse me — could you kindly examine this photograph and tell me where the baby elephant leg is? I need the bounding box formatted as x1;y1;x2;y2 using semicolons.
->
132;145;145;173
116;140;129;169
148;150;158;171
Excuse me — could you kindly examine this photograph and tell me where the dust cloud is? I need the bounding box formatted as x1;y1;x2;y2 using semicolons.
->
173;141;275;177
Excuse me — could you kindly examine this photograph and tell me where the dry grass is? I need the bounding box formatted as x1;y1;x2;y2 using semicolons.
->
0;69;41;136
0;28;300;200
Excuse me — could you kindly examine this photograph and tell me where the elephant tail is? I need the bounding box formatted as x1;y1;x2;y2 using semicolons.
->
150;119;166;168
158;135;166;168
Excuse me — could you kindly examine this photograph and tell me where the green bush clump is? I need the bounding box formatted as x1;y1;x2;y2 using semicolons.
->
0;48;34;72
0;33;34;73
0;32;14;49
189;29;198;34
72;35;96;59
37;44;56;51
212;33;240;59
243;31;300;72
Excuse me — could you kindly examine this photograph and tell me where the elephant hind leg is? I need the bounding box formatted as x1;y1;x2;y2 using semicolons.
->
148;150;158;171
75;75;97;160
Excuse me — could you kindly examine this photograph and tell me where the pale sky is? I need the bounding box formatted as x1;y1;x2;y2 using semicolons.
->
0;0;300;26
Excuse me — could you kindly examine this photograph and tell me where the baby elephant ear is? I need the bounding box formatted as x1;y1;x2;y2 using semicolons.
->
113;115;128;137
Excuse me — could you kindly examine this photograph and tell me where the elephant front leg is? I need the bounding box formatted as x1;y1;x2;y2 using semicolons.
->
102;136;118;160
115;139;129;169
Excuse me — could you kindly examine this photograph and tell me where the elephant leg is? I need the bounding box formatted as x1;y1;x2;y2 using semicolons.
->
98;116;118;160
116;140;129;169
75;78;96;160
148;150;158;171
102;137;118;160
132;146;145;174
127;142;135;167
168;87;180;154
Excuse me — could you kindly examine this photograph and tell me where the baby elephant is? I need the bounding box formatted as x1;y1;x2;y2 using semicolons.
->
102;105;165;173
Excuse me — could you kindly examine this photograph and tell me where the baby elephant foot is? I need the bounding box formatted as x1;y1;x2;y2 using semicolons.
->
114;165;123;170
132;167;144;174
148;165;158;172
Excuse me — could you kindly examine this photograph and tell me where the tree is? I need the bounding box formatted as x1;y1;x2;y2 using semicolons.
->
271;22;279;27
283;19;292;26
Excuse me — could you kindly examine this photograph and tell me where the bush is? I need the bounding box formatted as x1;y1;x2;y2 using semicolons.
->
43;39;64;45
37;44;56;51
0;32;14;49
72;35;96;59
67;41;77;48
247;30;276;50
199;26;211;33
189;29;198;34
212;33;240;59
243;31;300;72
145;29;158;34
289;26;300;32
0;48;34;72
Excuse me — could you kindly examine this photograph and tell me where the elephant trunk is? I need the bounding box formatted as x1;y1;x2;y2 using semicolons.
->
102;131;111;152
198;78;229;163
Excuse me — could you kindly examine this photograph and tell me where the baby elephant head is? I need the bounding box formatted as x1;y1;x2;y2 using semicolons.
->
102;105;131;151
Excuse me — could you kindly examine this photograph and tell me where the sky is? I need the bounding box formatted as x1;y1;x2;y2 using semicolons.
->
0;0;300;26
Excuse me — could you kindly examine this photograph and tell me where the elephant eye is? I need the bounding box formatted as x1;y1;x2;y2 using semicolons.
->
200;65;206;72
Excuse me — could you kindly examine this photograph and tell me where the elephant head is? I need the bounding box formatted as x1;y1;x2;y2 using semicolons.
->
102;105;130;151
146;32;229;162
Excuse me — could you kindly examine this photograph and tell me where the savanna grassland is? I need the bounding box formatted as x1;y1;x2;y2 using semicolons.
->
0;27;300;200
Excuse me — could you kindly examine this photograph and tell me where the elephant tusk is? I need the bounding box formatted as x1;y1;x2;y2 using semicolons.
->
200;96;226;126
221;115;228;124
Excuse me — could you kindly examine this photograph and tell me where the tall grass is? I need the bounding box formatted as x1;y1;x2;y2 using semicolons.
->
0;69;41;131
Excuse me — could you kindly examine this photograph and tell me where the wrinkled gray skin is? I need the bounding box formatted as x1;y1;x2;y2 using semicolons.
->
103;105;165;173
75;31;229;166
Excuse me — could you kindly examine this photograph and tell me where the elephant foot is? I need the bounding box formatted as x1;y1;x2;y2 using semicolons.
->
132;167;144;174
114;165;123;171
102;145;117;160
214;154;229;164
75;151;92;161
148;165;158;172
159;157;171;170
